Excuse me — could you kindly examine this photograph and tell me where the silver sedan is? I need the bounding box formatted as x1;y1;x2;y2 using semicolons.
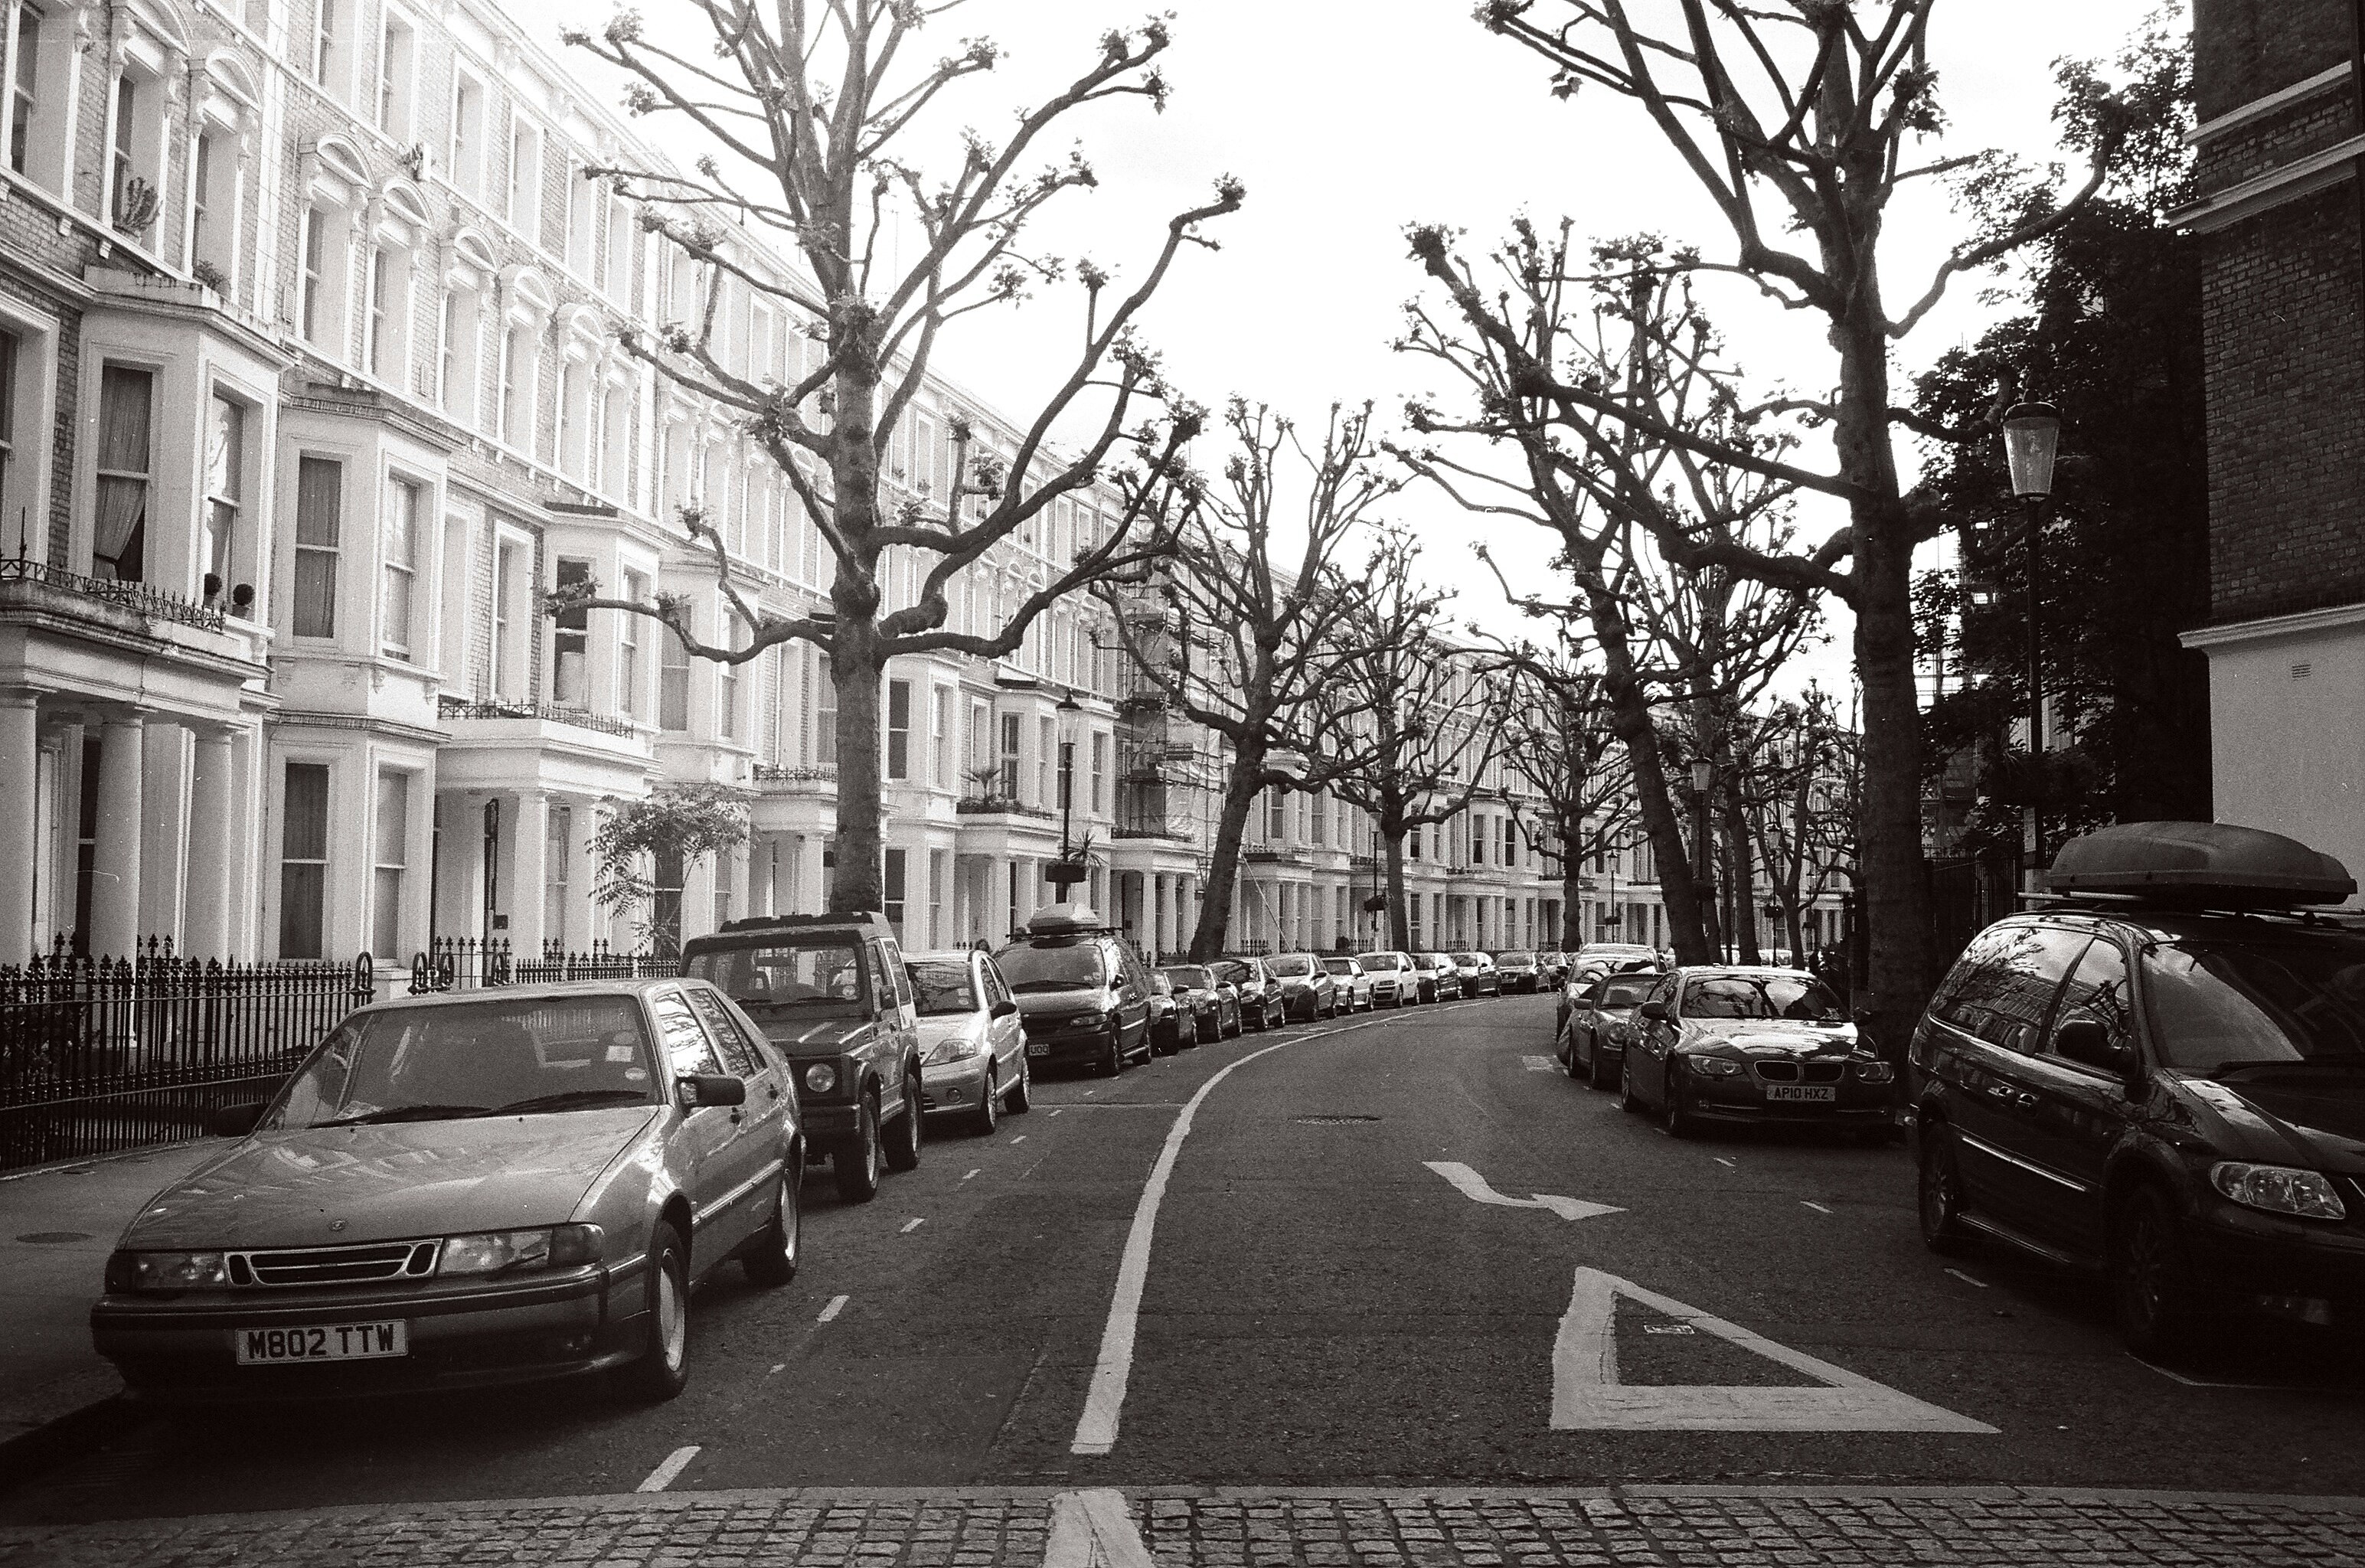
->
905;949;1032;1135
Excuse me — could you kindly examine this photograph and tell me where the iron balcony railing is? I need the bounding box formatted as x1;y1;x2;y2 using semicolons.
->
437;694;640;739
409;936;676;995
753;763;838;793
0;556;228;633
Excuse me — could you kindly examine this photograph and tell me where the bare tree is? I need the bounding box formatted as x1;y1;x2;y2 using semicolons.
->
1490;651;1632;952
1746;690;1857;962
1416;0;2124;1044
1097;401;1392;961
553;5;1243;910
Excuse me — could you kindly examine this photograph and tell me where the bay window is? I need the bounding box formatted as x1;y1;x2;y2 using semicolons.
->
92;364;152;582
381;476;419;659
552;558;591;705
201;392;245;600
292;456;341;639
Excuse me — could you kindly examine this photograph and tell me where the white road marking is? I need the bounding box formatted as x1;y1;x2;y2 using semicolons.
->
962;1168;980;1181
2126;1354;2286;1390
1801;1200;1832;1214
1551;1268;1995;1433
635;1446;701;1492
900;1217;924;1233
1070;1018;1380;1455
1945;1267;1989;1289
1713;1157;1737;1168
1049;1109;1064;1117
1423;1160;1625;1223
1520;1055;1558;1072
818;1294;848;1323
768;1364;784;1374
1045;1488;1158;1568
1010;1135;1027;1144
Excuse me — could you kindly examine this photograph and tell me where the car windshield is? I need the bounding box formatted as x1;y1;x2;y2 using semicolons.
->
688;939;866;1018
1368;952;1407;969
1321;958;1359;975
2141;939;2365;1072
1681;974;1843;1021
1452;953;1481;965
1269;955;1316;977
1163;966;1211;990
1501;952;1536;966
905;960;978;1016
995;942;1108;992
266;997;658;1131
1597;977;1656;1008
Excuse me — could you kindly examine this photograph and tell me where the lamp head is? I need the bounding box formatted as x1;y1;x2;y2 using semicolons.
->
2002;401;2062;498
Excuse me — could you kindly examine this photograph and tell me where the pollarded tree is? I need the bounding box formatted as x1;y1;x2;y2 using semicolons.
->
1096;401;1393;962
555;5;1242;911
1488;649;1631;952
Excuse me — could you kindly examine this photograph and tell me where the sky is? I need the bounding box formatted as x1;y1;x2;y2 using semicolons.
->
570;0;2177;702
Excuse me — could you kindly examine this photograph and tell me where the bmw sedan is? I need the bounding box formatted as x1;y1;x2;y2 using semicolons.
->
91;981;802;1405
1451;952;1501;998
1619;966;1896;1139
906;949;1032;1135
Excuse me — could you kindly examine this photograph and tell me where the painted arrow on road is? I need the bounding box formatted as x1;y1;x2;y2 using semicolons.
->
1423;1160;1624;1221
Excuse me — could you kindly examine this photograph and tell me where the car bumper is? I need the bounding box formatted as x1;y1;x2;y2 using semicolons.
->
91;1266;638;1403
1023;1023;1119;1065
920;1055;992;1113
1681;1084;1896;1124
2184;1201;2365;1330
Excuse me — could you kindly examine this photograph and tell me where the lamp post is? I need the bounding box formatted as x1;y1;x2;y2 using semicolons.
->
1047;691;1088;900
1763;898;1784;962
2002;401;2061;893
1690;756;1713;959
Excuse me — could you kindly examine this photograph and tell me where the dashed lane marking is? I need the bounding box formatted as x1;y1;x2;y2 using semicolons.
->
1010;1135;1027;1144
1520;1055;1558;1072
768;1364;784;1374
900;1218;924;1233
1945;1267;1990;1289
1713;1157;1737;1168
1049;1109;1064;1117
817;1295;848;1323
1802;1200;1832;1214
634;1446;701;1493
962;1168;980;1181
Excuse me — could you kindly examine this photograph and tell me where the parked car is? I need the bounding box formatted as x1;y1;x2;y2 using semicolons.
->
1266;952;1341;1021
1418;953;1462;1002
1581;942;1663;976
905;948;1031;1135
1911;820;2365;1363
1536;951;1570;988
1146;971;1188;1054
1558;969;1659;1091
1160;965;1236;1044
1495;951;1543;994
1358;951;1416;1008
1217;956;1289;1029
1619;965;1893;1140
1451;952;1501;997
684;911;924;1202
1323;955;1375;1011
995;904;1158;1077
92;980;801;1405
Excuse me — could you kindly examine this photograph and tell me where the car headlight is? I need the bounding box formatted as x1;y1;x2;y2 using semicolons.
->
804;1062;838;1095
926;1034;985;1066
106;1250;228;1293
1854;1060;1896;1084
441;1223;604;1276
2210;1162;2349;1220
1686;1055;1744;1077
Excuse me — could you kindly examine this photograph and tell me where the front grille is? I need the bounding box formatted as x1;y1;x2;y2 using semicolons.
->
1750;1060;1846;1084
228;1240;440;1287
1755;1061;1798;1083
1802;1062;1844;1083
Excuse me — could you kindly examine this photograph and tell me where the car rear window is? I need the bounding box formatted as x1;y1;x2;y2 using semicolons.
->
688;939;868;1018
906;959;978;1016
1269;956;1315;976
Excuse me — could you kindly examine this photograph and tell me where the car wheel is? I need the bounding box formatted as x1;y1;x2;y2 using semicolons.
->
1664;1077;1700;1139
1917;1123;1972;1256
1007;1054;1032;1112
617;1224;691;1402
742;1165;803;1287
1617;1054;1643;1114
970;1066;1000;1136
1099;1032;1124;1076
1588;1043;1616;1093
885;1073;924;1172
1226;1008;1242;1038
835;1092;884;1203
2113;1187;2207;1362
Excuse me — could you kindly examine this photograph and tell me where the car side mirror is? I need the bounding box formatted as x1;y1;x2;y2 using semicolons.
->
992;999;1019;1019
210;1102;266;1138
683;1073;746;1109
1638;1001;1670;1022
2055;1018;2136;1076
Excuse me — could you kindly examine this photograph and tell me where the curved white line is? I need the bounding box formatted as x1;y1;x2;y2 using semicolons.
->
1068;1018;1380;1455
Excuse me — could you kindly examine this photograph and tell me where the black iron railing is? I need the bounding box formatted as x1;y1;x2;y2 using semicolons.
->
409;936;675;995
0;556;228;632
0;938;374;1171
753;763;838;792
436;694;640;739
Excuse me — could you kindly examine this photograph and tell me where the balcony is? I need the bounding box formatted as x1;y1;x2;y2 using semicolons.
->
0;556;228;634
1244;846;1312;867
754;763;838;795
957;789;1054;821
437;695;639;739
1116;815;1194;841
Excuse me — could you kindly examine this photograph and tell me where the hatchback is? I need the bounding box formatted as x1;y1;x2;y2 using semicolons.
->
1358;952;1416;1008
905;948;1031;1135
995;904;1157;1076
1267;952;1341;1020
1322;955;1375;1011
1214;956;1287;1030
1159;965;1236;1043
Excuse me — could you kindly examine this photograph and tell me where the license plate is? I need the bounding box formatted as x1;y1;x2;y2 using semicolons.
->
1766;1084;1837;1102
235;1321;407;1364
1027;1042;1048;1057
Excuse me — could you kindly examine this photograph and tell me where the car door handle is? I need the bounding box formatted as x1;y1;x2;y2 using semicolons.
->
2014;1091;2038;1109
1986;1085;2016;1100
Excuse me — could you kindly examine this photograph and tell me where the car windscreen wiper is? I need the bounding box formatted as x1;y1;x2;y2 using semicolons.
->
313;1103;495;1127
1009;980;1089;993
492;1089;657;1115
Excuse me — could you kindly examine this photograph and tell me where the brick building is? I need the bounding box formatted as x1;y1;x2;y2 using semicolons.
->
2174;0;2365;897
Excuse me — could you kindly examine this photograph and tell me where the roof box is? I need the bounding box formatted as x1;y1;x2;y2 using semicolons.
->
1026;902;1106;935
2047;822;2355;907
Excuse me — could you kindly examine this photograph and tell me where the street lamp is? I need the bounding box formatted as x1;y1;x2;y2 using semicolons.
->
1047;691;1089;900
2002;400;2061;891
1689;756;1713;958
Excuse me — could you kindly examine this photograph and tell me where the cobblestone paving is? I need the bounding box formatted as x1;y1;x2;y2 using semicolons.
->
4;1488;2364;1567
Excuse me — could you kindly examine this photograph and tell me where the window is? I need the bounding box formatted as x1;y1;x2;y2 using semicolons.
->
816;658;838;765
557;356;590;478
92;364;152;582
0;327;15;544
2048;939;2135;1058
618;570;645;719
374;8;414;139
292;457;341;638
928;849;948;948
201;394;243;599
381;477;419;658
364;247;397;377
883;848;906;938
1266;787;1285;841
931;686;952;789
717;643;740;742
449;73;484;197
506;116;540;234
372;770;407;957
543;805;571;951
310;0;336;85
279;763;329;958
187;132;220;280
886;678;911;780
658;627;690;731
599;382;629;497
439;286;480;422
1090;730;1108;815
563;156;594;276
1037;717;1055;808
491;540;522;696
498;325;536;449
602;189;632;301
109;74;137;225
7;2;39;178
299;206;329;345
552;558;590;705
1930;923;2088;1055
998;711;1020;799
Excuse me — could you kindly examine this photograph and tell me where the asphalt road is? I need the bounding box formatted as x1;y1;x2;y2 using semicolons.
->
5;995;2360;1524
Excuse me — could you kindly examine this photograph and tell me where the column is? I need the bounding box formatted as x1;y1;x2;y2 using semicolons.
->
90;712;145;957
798;834;828;917
511;791;549;960
184;728;237;959
1151;874;1169;960
0;691;35;962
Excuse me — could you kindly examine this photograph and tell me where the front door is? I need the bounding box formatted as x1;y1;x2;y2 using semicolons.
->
2000;936;2142;1258
1926;924;2090;1237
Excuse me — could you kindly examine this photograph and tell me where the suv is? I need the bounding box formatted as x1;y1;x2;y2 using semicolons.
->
1910;822;2365;1361
996;904;1157;1076
682;912;925;1203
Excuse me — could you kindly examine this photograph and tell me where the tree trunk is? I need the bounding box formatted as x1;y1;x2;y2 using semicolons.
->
1384;815;1412;951
1723;775;1760;964
1586;578;1712;962
824;312;886;915
1191;739;1264;961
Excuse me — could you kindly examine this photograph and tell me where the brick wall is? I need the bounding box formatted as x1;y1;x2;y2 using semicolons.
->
2194;0;2350;122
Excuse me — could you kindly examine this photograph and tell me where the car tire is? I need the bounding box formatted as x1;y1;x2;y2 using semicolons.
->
2113;1186;2207;1363
617;1224;691;1403
1617;1054;1643;1114
1007;1054;1033;1113
1588;1043;1616;1093
1225;1009;1242;1038
1917;1122;1974;1255
835;1092;884;1203
742;1165;803;1288
885;1074;924;1172
1099;1032;1124;1076
970;1066;1000;1136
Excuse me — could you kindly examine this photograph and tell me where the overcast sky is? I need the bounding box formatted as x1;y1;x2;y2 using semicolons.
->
585;0;2177;701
